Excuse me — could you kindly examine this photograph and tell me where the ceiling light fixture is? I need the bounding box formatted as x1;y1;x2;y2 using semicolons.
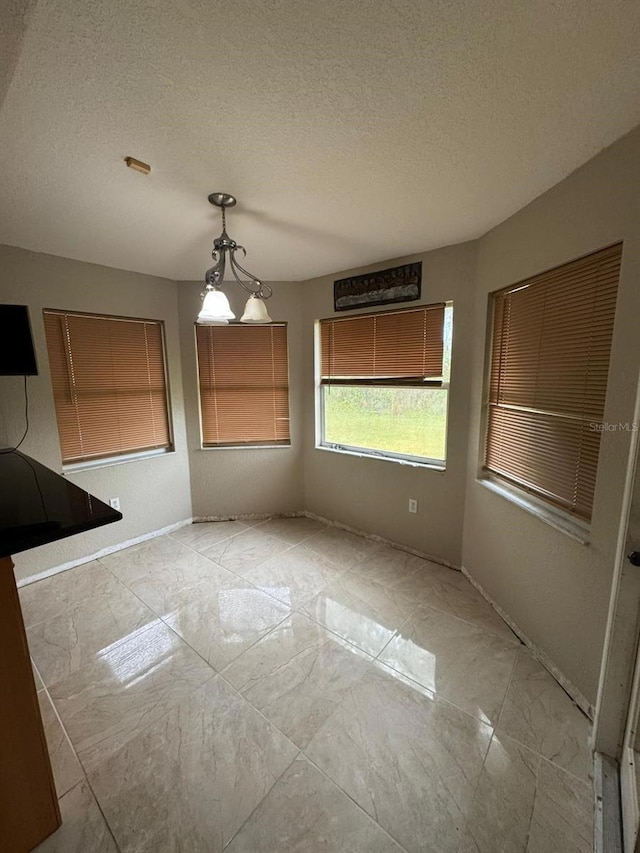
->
197;192;273;325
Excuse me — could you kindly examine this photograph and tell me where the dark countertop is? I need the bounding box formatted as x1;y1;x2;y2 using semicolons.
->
0;450;122;558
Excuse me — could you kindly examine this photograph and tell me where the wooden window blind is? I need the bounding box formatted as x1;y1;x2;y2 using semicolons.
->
196;324;290;446
320;304;445;385
43;310;171;464
485;243;622;520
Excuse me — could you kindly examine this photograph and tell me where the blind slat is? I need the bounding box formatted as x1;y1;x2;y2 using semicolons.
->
44;310;171;464
320;304;445;381
485;243;622;520
195;324;290;447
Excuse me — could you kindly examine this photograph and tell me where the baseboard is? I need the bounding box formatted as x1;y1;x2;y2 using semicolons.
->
303;511;461;570
16;517;194;588
460;563;595;719
594;752;622;853
193;511;305;523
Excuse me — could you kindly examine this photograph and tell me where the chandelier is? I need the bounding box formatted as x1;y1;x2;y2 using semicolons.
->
196;192;273;324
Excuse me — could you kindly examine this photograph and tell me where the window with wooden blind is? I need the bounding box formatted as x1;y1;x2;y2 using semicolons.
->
484;243;622;521
43;310;172;465
195;324;290;447
318;304;451;464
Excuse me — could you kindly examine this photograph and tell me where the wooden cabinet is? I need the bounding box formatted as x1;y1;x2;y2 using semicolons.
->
0;556;61;851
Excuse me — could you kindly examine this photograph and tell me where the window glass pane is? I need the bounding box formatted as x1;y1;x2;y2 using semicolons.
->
323;386;447;461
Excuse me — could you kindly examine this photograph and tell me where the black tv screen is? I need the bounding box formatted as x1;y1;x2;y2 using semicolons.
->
0;304;38;375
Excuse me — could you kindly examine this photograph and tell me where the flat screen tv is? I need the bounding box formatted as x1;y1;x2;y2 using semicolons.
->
0;304;38;375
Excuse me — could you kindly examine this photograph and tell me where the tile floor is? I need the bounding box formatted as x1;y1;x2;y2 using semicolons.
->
21;517;594;853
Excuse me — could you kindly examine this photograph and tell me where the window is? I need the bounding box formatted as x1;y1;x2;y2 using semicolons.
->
318;304;451;465
43;310;172;465
484;243;622;521
195;323;290;447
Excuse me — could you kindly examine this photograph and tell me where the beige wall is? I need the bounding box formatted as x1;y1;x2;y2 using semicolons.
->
463;126;640;706
177;281;304;518
301;242;477;567
0;246;192;582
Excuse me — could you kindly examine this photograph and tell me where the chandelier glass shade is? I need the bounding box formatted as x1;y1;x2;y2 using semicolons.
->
196;192;273;325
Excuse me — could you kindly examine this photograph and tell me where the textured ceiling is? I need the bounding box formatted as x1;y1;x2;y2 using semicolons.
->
0;0;639;282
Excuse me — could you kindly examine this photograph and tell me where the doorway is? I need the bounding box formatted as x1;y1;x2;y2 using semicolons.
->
594;379;640;852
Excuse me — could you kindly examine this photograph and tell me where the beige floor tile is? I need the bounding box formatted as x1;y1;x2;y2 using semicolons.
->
28;583;155;686
460;732;593;853
202;528;292;576
420;575;518;643
38;691;84;798
118;552;235;613
19;562;121;628
302;571;417;655
33;780;118;852
169;520;249;552
303;527;378;569
527;758;594;852
50;620;215;771
305;663;493;853
253;516;326;545
350;542;450;588
497;651;592;781
379;606;519;724
223;612;372;747
161;578;290;669
242;544;346;609
226;756;404;852
99;534;192;582
89;676;298;853
459;732;541;852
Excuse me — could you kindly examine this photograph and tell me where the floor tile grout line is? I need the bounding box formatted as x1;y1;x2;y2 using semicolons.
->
38;685;123;852
169;522;315;571
453;654;523;850
295;752;413;853
493;645;522;733
347;563;521;647
382;596;522;652
40;616;163;695
90;533;349;686
52;778;123;853
288;604;384;659
371;656;504;729
219;606;376;684
220;750;301;851
96;533;298;617
413;599;521;646
19;562;136;632
82;774;124;853
38;683;88;794
495;723;595;788
79;668;217;780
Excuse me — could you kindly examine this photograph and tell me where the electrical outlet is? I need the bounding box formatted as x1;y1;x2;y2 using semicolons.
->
109;497;121;511
408;498;418;514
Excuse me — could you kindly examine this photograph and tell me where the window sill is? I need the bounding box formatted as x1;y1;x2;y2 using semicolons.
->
477;476;590;545
197;444;292;451
316;443;446;471
63;447;174;474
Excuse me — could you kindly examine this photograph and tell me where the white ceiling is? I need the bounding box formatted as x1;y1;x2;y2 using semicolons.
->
0;0;639;282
